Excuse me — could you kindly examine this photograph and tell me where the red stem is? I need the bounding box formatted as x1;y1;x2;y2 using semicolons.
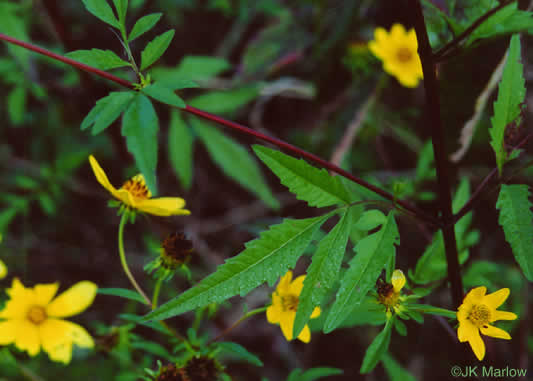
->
0;32;439;226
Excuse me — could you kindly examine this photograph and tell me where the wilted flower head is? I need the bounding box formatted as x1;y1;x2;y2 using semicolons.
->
377;269;406;316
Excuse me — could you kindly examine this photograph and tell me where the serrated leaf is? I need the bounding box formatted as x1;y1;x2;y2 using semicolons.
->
81;0;120;28
217;342;263;366
188;86;260;114
140;29;175;71
354;210;386;231
121;94;159;194
98;288;147;303
490;34;525;175
324;212;399;334
142;82;186;108
469;3;533;43
81;91;135;135
496;184;533;281
192;119;279;209
168;111;194;189
293;208;353;337
253;145;352;208
112;0;128;25
360;317;393;373
66;49;131;70
128;13;162;42
144;213;333;321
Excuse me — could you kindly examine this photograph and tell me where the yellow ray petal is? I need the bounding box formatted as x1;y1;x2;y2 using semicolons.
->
297;324;311;343
46;281;97;318
491;310;517;322
457;320;476;343
465;287;487;303
0;321;17;345
310;306;321;319
0;279;34;319
289;275;305;295
482;288;510;309
33;283;59;307
0;259;7;279
480;324;511;340
13;320;41;356
266;302;283;324
277;271;293;293
467;328;485;361
88;155;120;198
136;197;190;216
279;311;296;341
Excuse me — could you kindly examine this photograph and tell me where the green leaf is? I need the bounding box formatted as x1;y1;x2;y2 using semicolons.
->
128;13;162;42
496;184;533;281
121;94;159;194
112;0;128;25
7;86;26;125
151;56;230;85
335;297;387;328
297;368;343;381
192;119;279;209
81;0;120;28
217;342;263;366
293;208;353;338
140;29;175;71
0;3;31;69
168;111;194;189
410;178;475;284
188;86;260;114
130;340;172;360
66;49;131;70
144;213;333;321
490;34;525;175
98;288;147;303
469;3;533;43
324;211;399;334
382;353;417;381
253;145;352;208
81;91;135;135
142;82;186;108
360;317;394;374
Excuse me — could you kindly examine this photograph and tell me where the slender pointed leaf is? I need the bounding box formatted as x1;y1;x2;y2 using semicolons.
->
168;111;194;189
140;29;175;71
121;94;159;194
217;342;263;367
128;13;162;41
81;0;120;28
81;91;135;134
112;0;128;25
324;212;399;333
496;184;533;281
293;208;353;337
98;288;146;303
66;49;131;70
360;317;394;374
193;119;279;209
142;82;186;108
144;213;334;321
298;368;343;381
253;145;352;208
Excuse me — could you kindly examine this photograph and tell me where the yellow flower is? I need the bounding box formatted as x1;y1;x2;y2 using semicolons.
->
0;260;6;280
457;287;517;361
0;278;97;364
369;24;423;88
89;155;190;216
266;271;320;343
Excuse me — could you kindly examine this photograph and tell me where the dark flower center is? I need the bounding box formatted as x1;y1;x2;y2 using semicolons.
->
396;47;413;63
27;305;47;325
281;295;299;312
468;304;491;326
121;175;150;200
